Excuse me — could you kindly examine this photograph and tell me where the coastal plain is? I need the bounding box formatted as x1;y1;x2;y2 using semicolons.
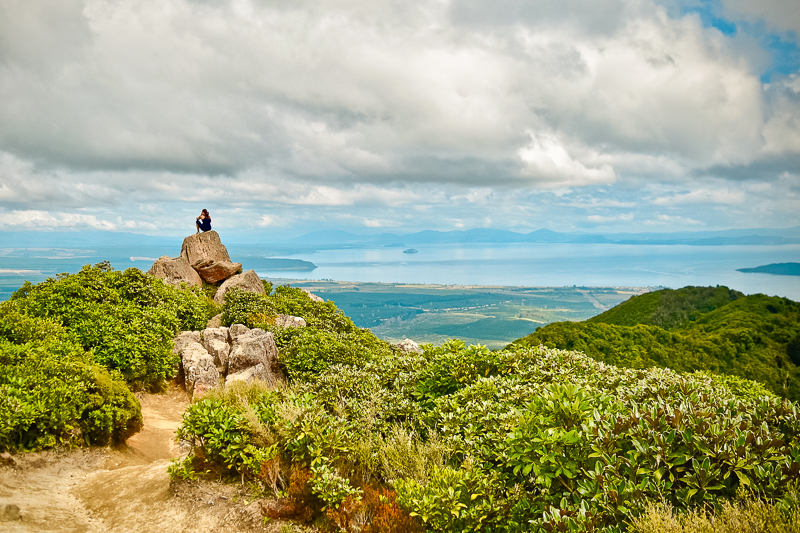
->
264;279;654;348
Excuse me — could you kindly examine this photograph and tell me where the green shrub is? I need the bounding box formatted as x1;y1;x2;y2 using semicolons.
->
0;306;142;451
221;288;277;327
177;338;800;532
10;263;213;389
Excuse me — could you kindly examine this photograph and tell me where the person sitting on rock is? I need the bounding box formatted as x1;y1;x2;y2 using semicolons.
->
196;209;212;233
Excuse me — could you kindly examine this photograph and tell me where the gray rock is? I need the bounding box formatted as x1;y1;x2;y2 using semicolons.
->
396;338;423;354
180;230;232;266
181;341;220;398
273;314;307;328
225;363;270;385
202;327;231;372
228;323;250;341
302;289;324;302
207;313;223;328
214;270;266;305
2;504;21;521
148;255;202;288
173;331;202;355
228;329;279;375
192;259;243;284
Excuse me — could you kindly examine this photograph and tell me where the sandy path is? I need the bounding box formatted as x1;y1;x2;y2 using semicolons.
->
0;387;279;533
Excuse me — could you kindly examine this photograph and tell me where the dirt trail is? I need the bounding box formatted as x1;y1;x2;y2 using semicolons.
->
0;387;276;533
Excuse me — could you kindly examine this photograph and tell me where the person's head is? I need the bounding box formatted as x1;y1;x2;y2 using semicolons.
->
202;209;209;216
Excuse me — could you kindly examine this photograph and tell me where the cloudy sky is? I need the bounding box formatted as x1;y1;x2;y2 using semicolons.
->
0;0;798;236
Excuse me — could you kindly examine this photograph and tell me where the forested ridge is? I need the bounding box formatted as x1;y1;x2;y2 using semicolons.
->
513;286;800;401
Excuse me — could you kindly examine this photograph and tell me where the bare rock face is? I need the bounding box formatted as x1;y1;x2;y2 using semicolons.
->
202;327;231;372
180;341;220;398
397;338;423;354
225;363;270;386
172;323;284;398
173;331;201;355
228;328;278;375
228;323;250;341
147;256;202;288
302;289;324;303
192;259;243;284
207;313;223;328
273;314;307;328
180;231;232;266
214;270;265;305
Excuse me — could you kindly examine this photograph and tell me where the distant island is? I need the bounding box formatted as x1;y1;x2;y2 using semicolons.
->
403;248;418;254
257;258;317;271
737;262;800;276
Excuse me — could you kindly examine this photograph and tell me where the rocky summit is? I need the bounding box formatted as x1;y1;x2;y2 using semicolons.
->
147;231;259;303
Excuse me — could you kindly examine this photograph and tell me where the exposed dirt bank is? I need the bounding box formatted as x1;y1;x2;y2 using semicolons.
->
0;386;286;533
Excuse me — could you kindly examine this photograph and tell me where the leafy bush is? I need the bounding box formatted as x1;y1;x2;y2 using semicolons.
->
221;289;277;328
0;306;142;451
176;335;800;532
10;262;213;389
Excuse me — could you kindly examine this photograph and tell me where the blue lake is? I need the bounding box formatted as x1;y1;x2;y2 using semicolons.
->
1;242;798;301
260;243;800;300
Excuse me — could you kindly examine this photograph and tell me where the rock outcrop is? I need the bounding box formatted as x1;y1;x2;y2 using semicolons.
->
172;324;283;399
148;230;260;293
302;289;324;302
207;313;223;328
147;256;202;288
180;231;232;265
180;340;220;398
397;338;423;354
192;258;243;284
214;270;265;304
273;314;307;328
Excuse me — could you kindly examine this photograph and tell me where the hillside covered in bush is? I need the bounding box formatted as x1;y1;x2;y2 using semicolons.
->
2;266;799;531
174;285;800;532
513;286;800;401
0;262;214;451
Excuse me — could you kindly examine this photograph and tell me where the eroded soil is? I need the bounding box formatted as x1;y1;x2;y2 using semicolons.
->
0;386;286;533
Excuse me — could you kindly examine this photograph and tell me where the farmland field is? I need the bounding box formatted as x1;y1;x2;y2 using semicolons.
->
265;279;655;348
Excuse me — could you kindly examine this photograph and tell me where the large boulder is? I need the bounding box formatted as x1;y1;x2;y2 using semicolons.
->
273;314;307;328
225;363;270;386
192;258;243;284
397;338;423;354
228;328;279;375
173;331;201;355
147;256;202;288
179;340;220;398
214;270;265;305
180;231;232;266
202;327;231;372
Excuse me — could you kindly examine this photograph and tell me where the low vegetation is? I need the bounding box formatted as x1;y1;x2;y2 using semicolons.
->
514;286;800;401
0;262;215;451
175;287;800;532
3;269;799;531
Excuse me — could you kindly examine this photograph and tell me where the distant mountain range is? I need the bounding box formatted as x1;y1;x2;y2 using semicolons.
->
1;227;798;250
287;227;800;248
